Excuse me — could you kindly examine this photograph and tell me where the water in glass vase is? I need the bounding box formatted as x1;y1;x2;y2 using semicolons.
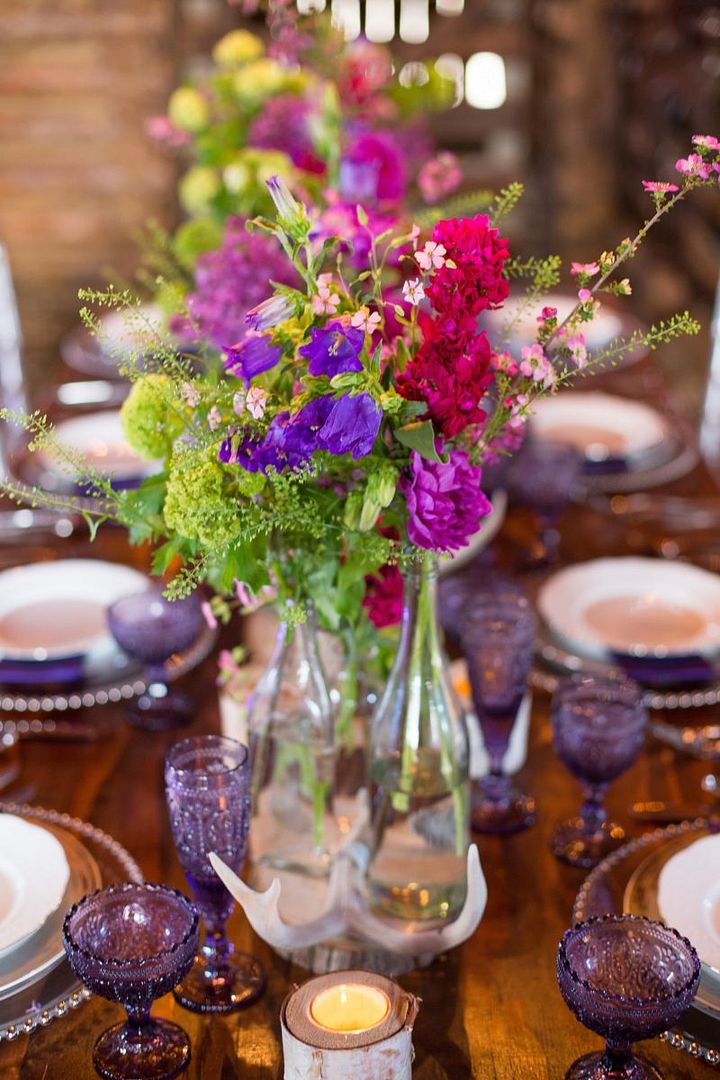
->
369;748;468;921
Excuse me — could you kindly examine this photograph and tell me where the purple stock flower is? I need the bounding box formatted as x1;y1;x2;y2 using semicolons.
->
401;449;492;552
298;321;365;377
248;94;325;175
224;333;282;382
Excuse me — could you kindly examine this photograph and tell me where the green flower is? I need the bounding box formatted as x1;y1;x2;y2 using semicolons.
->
212;30;264;67
120;375;183;461
164;451;247;549
179;166;221;215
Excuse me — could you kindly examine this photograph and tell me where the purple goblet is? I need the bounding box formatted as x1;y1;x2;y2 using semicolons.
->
165;735;266;1013
107;587;204;731
462;592;537;834
62;883;198;1080
508;437;582;567
557;915;700;1079
551;674;647;868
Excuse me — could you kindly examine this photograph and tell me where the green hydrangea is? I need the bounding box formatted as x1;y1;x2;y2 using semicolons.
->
120;375;183;461
164;449;264;549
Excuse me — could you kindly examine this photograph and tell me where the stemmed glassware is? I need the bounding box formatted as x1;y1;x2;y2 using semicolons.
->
63;882;199;1080
107;587;204;731
551;674;647;867
557;914;700;1080
461;592;537;834
165;735;266;1013
507;437;582;567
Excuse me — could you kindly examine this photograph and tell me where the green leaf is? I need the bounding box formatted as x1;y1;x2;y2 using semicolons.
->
151;536;187;575
356;205;369;227
394;420;446;463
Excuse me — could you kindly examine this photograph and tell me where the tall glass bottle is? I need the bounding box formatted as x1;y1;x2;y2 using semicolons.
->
367;555;470;922
246;606;337;879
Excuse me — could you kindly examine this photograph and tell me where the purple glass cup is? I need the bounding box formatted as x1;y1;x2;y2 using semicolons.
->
165;735;266;1013
551;674;647;868
62;882;198;1080
557;915;700;1079
462;592;537;834
107;587;204;731
507;437;582;567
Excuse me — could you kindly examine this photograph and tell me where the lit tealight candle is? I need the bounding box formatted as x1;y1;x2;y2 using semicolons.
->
310;983;390;1034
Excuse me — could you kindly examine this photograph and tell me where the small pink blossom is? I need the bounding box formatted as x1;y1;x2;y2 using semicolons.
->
418;151;462;204
409;224;421;250
350;307;382;333
520;343;556;389
642;180;679;194
416;241;447;272
578;288;593;303
201;601;218;630
233;390;246;416
493;350;519;376
692;135;720;150
402;278;425;306
566;333;587;368
182;382;200;407
570;261;600;277
144;115;191;148
233;579;277;612
246;386;269;419
676;153;711;179
508;392;530;418
539;306;558;322
207;406;222;431
234;580;254;606
312;285;341;316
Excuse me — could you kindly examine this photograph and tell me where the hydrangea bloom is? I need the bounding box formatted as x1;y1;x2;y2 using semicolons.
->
180;217;296;348
401;449;492;552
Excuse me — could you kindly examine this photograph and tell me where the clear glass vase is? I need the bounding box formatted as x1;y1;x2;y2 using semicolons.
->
367;555;470;922
246;606;338;880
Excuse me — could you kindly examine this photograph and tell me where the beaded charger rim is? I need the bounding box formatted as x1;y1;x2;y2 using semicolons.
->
0;801;143;1043
573;818;720;1068
282;969;415;1051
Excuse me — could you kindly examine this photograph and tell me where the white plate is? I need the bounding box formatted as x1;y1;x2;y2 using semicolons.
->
483;292;624;353
98;303;163;357
658;834;720;978
529;392;668;464
538;557;720;661
0;558;148;664
0;816;69;957
40;410;158;483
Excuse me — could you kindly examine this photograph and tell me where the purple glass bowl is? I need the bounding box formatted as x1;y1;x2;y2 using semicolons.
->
107;588;204;667
557;914;700;1080
63;883;199;1080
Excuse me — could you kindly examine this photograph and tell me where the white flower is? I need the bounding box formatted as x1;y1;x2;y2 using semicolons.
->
402;278;425;306
350;307;382;333
416;241;447;272
246;386;269;420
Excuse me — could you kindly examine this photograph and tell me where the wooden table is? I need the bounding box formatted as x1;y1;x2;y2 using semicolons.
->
1;359;719;1079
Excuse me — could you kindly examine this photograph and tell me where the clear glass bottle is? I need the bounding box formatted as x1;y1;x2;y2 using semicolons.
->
367;556;470;922
246;606;338;879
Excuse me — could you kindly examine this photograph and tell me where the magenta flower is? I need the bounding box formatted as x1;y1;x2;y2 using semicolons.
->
676;153;711;179
401;449;492;553
340;129;407;205
570;261;600;276
642;180;680;194
692;135;720;150
248;94;326;175
418;152;462;204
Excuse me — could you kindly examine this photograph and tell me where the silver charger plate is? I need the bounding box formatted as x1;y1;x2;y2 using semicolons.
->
0;822;101;1000
0;620;217;719
576;431;699;494
0;801;143;1043
574;819;720;1068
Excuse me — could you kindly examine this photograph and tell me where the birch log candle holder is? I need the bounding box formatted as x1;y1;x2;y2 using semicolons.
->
280;970;420;1080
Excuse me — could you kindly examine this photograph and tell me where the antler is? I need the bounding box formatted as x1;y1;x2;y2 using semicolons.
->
209;843;487;960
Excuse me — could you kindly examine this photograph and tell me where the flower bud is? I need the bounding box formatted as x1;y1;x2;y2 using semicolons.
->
366;463;397;509
266;176;309;239
359;493;382;532
245;294;295;333
167;87;209;133
343;489;363;530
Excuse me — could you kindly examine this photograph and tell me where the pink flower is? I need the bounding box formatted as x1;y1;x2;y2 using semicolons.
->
409;224;421;250
312;285;341;316
539;306;558;322
692;135;720;150
418;152;462;204
578;288;593;302
492;350;519;376
201;601;218;630
570;261;600;277
182;382;200;407
235;580;253;607
520;343;556;389
425;214;509;319
144;115;191;148
403;278;425;306
233;391;246;416
416;241;447;272
208;406;221;431
246;386;269;420
566;333;587;368
676;153;711;179
642;180;680;194
350;307;382;333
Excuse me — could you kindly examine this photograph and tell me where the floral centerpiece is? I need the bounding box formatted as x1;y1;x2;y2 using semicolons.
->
4;134;719;921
